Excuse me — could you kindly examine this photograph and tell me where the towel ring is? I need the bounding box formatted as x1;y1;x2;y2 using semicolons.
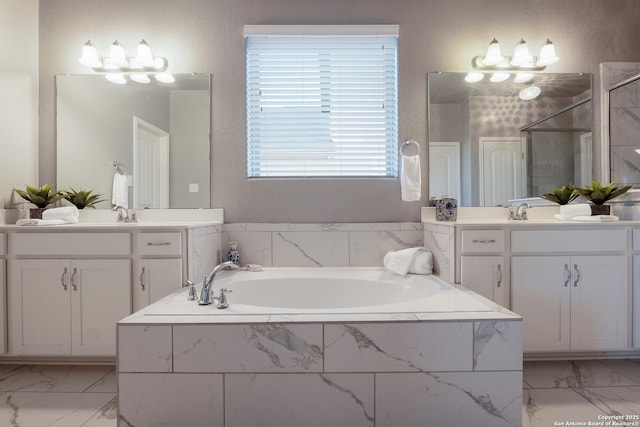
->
400;139;420;156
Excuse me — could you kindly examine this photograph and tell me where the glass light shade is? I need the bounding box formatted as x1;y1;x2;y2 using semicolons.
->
155;73;175;83
105;73;127;84
106;40;129;68
135;39;156;67
519;85;541;100
536;39;559;66
490;72;510;83
510;39;532;67
78;41;102;68
464;72;485;83
130;73;151;84
482;38;504;66
513;72;534;83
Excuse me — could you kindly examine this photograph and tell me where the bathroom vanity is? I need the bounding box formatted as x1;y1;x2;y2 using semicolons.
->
423;206;639;356
0;210;222;359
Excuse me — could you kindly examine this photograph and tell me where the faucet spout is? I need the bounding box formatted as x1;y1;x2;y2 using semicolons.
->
198;261;239;305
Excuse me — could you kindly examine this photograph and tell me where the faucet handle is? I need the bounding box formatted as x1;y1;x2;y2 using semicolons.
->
185;280;198;301
216;288;232;309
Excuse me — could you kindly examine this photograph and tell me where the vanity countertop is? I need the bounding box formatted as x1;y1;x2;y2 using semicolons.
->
0;221;222;231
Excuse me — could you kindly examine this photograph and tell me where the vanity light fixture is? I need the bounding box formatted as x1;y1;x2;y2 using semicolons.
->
513;72;535;83
471;38;559;72
464;72;485;83
77;39;170;84
490;72;510;83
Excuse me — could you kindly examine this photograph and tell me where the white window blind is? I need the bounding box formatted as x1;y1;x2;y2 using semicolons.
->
246;27;398;178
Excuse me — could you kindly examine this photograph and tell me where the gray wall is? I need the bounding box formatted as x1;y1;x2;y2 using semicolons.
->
38;0;640;222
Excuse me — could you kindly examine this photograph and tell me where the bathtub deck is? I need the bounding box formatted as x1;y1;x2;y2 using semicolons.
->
117;271;522;427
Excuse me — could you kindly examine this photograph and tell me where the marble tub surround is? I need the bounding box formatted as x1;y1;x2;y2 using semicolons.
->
221;222;424;268
117;271;522;426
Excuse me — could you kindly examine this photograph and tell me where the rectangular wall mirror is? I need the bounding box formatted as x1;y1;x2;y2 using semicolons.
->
56;73;211;209
428;72;592;207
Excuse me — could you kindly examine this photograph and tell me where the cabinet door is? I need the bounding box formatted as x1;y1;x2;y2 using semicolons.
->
8;259;72;355
71;259;131;356
460;256;507;307
134;259;183;312
512;256;571;352
570;255;629;351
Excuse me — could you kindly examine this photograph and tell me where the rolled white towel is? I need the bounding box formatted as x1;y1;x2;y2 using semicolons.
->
383;247;433;276
42;206;79;224
557;204;591;220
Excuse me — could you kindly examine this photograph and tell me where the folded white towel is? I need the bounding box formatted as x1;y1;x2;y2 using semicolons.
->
401;154;421;202
42;206;79;224
383;247;433;276
553;214;619;222
557;204;591;220
112;173;128;209
16;218;67;226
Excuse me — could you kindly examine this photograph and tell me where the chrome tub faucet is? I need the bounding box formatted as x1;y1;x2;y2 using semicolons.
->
198;261;239;306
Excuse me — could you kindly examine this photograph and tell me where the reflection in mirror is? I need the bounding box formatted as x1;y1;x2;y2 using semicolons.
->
428;72;592;206
56;73;211;209
610;73;640;185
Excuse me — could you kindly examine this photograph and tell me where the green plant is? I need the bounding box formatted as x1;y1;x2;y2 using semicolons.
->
573;181;632;205
63;188;105;209
540;184;580;205
13;184;64;208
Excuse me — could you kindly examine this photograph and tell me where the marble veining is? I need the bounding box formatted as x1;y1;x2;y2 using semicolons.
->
247;325;323;370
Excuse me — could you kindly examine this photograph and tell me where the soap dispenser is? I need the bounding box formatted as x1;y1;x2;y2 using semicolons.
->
227;242;240;265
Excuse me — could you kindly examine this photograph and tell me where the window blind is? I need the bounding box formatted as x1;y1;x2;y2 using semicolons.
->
246;31;398;178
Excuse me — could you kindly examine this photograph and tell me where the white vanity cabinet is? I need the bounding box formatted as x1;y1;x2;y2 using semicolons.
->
459;229;508;307
511;229;629;352
0;234;6;354
7;233;131;356
133;232;184;312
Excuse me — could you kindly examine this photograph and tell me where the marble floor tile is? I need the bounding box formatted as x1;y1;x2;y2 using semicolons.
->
83;396;118;426
573;386;640;418
595;359;640;384
0;391;115;426
523;360;638;389
0;365;114;393
85;368;117;393
523;388;606;427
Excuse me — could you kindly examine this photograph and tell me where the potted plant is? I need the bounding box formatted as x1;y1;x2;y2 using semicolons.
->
13;184;65;218
63;188;105;209
573;181;632;215
540;184;580;205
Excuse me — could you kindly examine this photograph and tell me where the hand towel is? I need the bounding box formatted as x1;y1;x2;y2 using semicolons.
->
42;206;79;224
557;204;591;220
383;247;433;276
16;218;67;226
568;215;619;222
112;173;128;209
401;154;421;201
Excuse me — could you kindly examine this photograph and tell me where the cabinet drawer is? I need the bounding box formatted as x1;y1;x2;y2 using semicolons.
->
461;230;505;253
11;233;131;256
512;229;628;253
137;233;182;256
0;234;5;255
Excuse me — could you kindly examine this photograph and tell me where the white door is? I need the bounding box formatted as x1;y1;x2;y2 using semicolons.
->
479;137;526;206
134;259;183;312
9;260;72;355
512;256;571;352
460;256;507;307
429;142;460;200
133;116;170;209
578;132;593;186
570;255;628;350
71;259;131;356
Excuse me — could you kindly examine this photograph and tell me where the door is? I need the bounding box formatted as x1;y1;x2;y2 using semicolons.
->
71;259;131;356
9;260;71;355
570;255;628;350
429;142;460;200
460;256;506;307
512;256;571;352
479;137;526;206
133;116;170;209
134;259;183;312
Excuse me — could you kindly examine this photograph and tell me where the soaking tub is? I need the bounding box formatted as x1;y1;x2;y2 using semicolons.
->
118;268;523;427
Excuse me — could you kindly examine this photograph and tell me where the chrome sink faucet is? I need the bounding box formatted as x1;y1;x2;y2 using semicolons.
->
115;206;137;223
509;203;531;220
198;261;239;305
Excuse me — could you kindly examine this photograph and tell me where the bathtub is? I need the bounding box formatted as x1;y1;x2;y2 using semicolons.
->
146;267;497;316
118;267;522;427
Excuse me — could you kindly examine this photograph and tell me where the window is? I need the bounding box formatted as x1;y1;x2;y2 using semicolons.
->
245;25;398;178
